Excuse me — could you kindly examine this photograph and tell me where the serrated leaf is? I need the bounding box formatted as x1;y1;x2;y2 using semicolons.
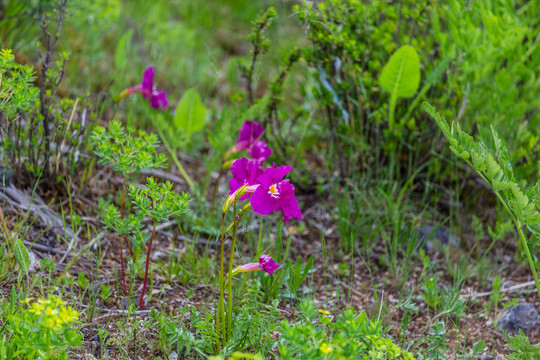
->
379;45;420;99
173;88;207;137
491;125;516;182
527;224;540;240
14;239;30;276
423;102;452;140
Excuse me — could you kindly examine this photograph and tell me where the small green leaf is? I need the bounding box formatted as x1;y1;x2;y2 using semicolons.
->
14;239;30;276
173;88;207;137
472;340;485;354
379;45;420;99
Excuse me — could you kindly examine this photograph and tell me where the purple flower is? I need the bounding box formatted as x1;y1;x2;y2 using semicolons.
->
235;254;281;275
248;140;272;162
228;158;263;201
233;121;264;152
123;66;168;110
250;163;302;223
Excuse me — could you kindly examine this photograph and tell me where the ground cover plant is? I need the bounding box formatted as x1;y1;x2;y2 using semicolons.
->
1;0;540;358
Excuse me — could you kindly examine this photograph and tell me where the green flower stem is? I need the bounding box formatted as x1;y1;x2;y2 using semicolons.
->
217;213;226;347
517;225;540;298
472;165;540;298
227;202;238;340
256;217;263;258
139;221;157;310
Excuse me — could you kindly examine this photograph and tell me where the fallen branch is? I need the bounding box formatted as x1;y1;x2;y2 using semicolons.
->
461;280;536;300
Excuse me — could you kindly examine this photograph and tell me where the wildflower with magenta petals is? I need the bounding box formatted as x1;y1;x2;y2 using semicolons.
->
248;140;272;162
120;66;168;110
233;121;264;152
232;254;281;276
250;163;302;223
228;157;263;201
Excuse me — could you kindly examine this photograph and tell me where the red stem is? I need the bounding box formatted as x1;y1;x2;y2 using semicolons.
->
119;237;127;294
120;176;135;257
139;222;157;310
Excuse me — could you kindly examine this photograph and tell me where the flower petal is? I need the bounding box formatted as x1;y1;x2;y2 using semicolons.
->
277;179;295;201
271;165;293;184
236;121;264;151
251;186;279;215
248;140;272;162
141;66;155;94
150;90;168;110
237;262;262;273
281;195;302;223
259;254;280;275
231;157;249;182
228;177;243;195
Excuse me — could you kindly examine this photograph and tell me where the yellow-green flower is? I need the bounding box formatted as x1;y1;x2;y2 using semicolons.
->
320;343;333;354
59;306;79;324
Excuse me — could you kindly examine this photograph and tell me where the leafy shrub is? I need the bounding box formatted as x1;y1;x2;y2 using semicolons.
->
424;102;540;297
1;1;94;183
277;301;414;359
0;49;38;120
0;292;82;359
505;329;540;360
432;0;540;182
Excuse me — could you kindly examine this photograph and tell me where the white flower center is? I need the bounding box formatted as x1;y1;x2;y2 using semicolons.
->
268;184;280;199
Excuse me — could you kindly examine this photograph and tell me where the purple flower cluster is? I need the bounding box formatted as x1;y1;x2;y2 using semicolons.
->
122;66;168;110
232;121;272;163
235;254;281;275
228;121;302;224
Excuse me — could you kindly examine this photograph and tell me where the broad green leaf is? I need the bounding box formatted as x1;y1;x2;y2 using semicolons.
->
14;239;30;276
173;88;207;137
379;45;420;99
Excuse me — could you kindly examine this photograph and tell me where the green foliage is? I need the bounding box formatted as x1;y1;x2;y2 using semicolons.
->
155;87;208;151
421;276;466;319
277;301;415;359
99;284;113;303
284;255;314;299
151;289;279;358
0;293;82;359
424;321;448;360
424;102;540;297
103;202;144;240
1;3;91;181
209;352;263;360
157;243;215;286
291;0;437;179
173;88;207;138
505;329;540;360
379;45;420;130
484;276;503;320
432;0;540;181
0;48;38;120
128;177;189;223
13;238;30;280
91;120;166;177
